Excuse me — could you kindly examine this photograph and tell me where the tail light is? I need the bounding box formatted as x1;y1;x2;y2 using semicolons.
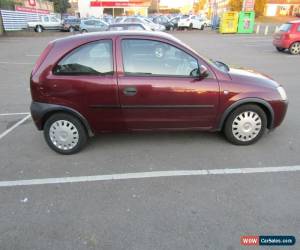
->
31;42;54;76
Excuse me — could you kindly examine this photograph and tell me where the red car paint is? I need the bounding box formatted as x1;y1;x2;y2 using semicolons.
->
30;31;288;136
273;20;300;50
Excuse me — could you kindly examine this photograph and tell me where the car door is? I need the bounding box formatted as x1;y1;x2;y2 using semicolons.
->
52;39;122;132
50;16;60;30
116;37;220;130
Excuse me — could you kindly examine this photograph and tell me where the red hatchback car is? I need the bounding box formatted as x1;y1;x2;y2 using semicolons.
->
273;20;300;54
30;31;288;154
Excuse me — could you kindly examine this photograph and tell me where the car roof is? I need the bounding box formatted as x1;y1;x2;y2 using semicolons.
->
109;23;143;26
53;31;182;47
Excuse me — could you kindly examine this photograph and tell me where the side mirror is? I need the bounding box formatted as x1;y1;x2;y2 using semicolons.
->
199;65;209;78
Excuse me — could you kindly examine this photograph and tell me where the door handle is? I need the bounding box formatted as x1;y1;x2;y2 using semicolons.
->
123;87;137;96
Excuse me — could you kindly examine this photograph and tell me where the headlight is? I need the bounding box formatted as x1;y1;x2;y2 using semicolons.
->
277;86;287;101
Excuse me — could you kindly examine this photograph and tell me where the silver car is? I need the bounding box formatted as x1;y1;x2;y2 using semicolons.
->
80;19;108;33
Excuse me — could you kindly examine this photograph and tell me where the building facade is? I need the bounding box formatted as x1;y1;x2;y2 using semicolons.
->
15;0;54;13
265;0;300;16
75;0;151;17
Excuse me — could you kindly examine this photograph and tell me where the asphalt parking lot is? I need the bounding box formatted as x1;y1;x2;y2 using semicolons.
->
0;31;299;250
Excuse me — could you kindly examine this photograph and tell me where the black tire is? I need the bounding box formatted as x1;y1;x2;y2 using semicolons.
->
289;42;300;55
35;25;43;33
69;26;75;32
44;113;88;155
224;104;267;145
276;47;285;52
189;23;193;30
81;29;88;33
200;25;204;30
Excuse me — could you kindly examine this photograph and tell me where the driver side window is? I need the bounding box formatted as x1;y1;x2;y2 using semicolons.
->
121;39;199;77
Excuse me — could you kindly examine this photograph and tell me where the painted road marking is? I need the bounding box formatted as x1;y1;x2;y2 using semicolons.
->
0;114;31;140
0;165;299;188
0;112;30;116
0;61;34;65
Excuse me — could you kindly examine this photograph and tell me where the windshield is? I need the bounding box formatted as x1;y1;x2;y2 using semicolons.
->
279;23;292;32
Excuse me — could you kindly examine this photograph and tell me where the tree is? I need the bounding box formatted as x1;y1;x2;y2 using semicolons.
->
228;0;243;12
194;0;207;13
0;0;19;10
49;0;70;15
254;0;267;17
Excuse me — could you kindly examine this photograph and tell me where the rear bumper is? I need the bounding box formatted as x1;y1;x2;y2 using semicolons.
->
273;39;291;49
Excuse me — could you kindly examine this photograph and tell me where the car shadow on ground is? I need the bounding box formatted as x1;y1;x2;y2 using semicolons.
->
86;130;227;150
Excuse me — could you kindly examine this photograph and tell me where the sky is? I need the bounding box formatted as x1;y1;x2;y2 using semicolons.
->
160;0;194;8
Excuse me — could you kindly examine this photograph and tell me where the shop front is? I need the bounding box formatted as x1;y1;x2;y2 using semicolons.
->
78;0;151;18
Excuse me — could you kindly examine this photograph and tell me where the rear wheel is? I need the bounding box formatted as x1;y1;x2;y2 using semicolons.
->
69;26;75;32
276;47;285;52
224;105;267;145
189;23;193;30
289;42;300;55
81;29;88;33
44;113;87;154
35;25;43;33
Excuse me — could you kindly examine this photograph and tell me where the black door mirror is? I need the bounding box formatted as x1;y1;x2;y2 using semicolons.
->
199;65;209;78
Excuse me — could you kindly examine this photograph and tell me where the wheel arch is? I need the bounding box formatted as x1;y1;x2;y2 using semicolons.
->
217;98;274;131
31;102;94;137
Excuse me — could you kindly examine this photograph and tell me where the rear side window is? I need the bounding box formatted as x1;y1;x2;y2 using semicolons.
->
53;40;113;76
279;23;292;32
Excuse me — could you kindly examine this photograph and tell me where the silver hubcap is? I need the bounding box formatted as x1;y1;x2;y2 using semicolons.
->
291;43;300;54
232;111;262;142
49;120;79;150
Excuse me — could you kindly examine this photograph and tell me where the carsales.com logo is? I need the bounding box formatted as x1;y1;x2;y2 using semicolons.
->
241;235;296;246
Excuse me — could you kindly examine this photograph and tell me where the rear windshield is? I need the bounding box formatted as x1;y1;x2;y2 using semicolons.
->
182;15;190;19
279;23;292;32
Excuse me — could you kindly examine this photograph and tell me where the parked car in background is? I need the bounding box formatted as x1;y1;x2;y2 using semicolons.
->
107;23;152;31
198;16;211;27
273;20;300;55
28;15;62;32
151;15;175;31
61;18;80;32
30;31;288;154
101;15;114;24
169;16;180;30
120;16;165;31
79;19;108;33
178;15;205;30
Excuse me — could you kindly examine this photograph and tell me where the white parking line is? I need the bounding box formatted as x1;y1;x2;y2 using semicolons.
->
0;114;31;140
0;61;34;65
0;112;30;116
0;165;299;188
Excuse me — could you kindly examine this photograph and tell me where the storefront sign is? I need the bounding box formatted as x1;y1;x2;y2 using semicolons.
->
15;6;50;14
28;0;36;7
90;1;144;7
243;0;255;11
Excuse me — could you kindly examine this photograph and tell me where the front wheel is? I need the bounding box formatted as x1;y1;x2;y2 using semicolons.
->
44;113;87;154
289;42;300;55
224;105;267;145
